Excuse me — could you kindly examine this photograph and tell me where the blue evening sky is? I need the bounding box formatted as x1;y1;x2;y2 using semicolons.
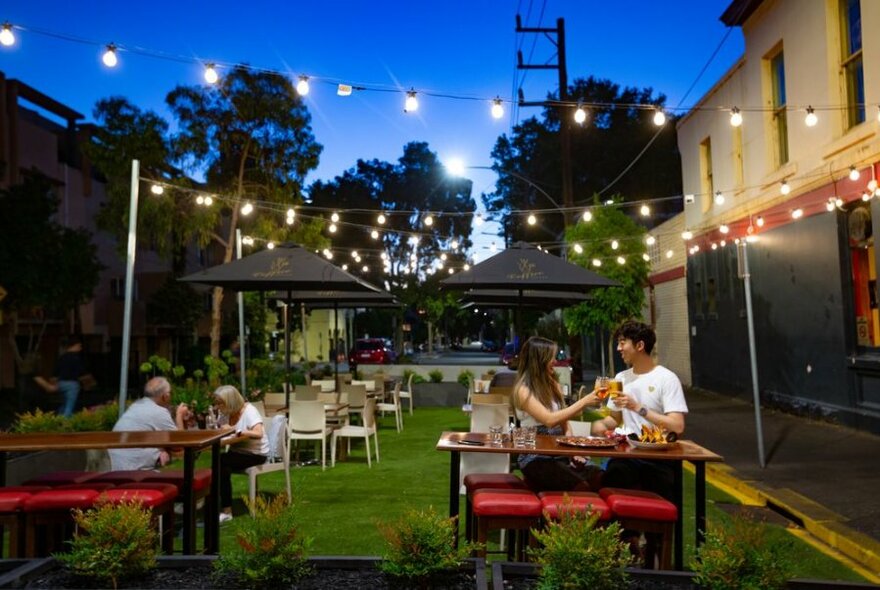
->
1;1;743;255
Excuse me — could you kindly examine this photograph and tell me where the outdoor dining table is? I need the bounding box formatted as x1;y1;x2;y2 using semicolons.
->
265;402;350;417
436;431;723;570
0;429;228;555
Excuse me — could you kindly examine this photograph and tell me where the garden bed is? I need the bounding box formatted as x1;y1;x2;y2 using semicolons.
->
0;556;488;589
490;562;880;590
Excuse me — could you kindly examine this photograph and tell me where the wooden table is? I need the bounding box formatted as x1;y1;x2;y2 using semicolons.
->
436;432;723;570
265;403;349;416
0;430;227;555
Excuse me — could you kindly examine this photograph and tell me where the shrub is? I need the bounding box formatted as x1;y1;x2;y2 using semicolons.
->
67;402;119;432
691;516;793;590
428;369;444;383
215;495;312;589
378;507;475;582
457;369;474;388
530;503;629;590
10;408;70;433
402;368;426;384
56;500;158;589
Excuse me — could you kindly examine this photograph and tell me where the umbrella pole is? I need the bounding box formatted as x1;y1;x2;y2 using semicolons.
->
285;292;291;408
235;230;247;396
516;289;523;348
334;303;339;385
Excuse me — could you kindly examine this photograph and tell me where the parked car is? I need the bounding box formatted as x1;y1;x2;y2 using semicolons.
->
480;339;500;352
349;338;397;365
500;342;571;368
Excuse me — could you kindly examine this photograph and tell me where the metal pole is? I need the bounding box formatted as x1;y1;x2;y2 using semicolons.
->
285;294;291;407
118;159;140;418
236;230;246;394
738;242;766;468
300;302;309;361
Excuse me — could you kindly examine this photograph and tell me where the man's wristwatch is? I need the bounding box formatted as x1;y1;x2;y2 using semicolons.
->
638;406;649;417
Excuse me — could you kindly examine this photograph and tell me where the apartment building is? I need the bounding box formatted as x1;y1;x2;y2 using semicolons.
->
676;0;880;431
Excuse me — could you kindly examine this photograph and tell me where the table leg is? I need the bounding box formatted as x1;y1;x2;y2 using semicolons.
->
205;442;221;554
695;461;706;548
182;448;195;555
673;460;683;571
449;450;460;547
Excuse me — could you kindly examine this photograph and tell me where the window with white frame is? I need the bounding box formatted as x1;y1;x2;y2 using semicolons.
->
769;48;789;167
840;0;864;129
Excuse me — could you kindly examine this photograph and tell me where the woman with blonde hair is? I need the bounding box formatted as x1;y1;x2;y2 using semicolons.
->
513;336;603;492
213;385;268;523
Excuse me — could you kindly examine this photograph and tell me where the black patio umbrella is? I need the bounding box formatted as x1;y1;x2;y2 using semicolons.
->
267;289;401;381
441;241;618;346
458;288;590;309
180;243;383;405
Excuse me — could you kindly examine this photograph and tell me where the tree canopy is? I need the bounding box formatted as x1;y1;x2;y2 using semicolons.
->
485;76;682;246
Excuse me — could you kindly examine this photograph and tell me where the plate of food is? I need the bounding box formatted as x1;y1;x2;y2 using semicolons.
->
627;426;679;450
556;436;619;448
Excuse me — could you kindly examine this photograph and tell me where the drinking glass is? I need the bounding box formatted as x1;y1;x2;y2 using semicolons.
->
524;426;537;448
489;425;504;446
513;427;527;448
595;376;609;400
608;380;625;410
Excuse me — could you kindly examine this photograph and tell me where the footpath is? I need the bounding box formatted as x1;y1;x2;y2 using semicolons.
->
685;388;880;579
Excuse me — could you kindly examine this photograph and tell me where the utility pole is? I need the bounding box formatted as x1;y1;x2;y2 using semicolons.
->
516;16;573;226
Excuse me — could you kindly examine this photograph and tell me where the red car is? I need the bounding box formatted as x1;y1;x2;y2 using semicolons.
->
500;342;571;368
349;338;397;365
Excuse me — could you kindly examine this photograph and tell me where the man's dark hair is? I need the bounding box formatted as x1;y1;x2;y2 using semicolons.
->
614;321;656;355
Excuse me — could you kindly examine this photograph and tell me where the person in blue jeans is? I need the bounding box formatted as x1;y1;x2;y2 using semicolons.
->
56;336;86;417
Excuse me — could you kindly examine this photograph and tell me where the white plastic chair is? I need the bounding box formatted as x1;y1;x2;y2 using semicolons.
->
569;420;593;436
293;385;320;401
331;398;380;467
312;379;337;393
340;384;367;424
459;403;510;494
250;400;266;417
399;374;414;415
377;382;403;432
288;400;333;470
246;414;291;513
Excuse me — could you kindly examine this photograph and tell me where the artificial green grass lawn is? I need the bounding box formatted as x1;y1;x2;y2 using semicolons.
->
207;407;866;582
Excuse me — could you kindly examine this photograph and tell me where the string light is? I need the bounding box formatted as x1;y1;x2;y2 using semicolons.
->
849;166;860;181
102;44;118;68
645;236;656;246
377;213;386;224
342;263;348;271
592;258;602;267
792;208;804;219
574;102;587;125
475;213;484;226
351;250;359;259
729;107;742;127
611;240;619;250
719;224;729;234
196;195;204;205
780;181;790;195
423;214;434;227
296;75;310;96
805;106;818;127
362;265;368;272
756;216;764;227
370;229;379;239
490;97;504;119
617;256;626;264
582;210;592;222
150;184;164;195
642;253;650;261
240;201;253;216
862;191;871;202
666;250;673;259
330;212;340;223
285;215;294;225
720;240;726;247
527;213;537;225
652;109;666;126
573;243;584;254
464;263;470;271
639;204;650;216
714;191;725;205
440;253;447;261
266;241;275;249
448;268;454;274
451;240;459;250
203;63;219;84
0;23;16;47
328;223;337;233
835;196;843;207
711;243;718;250
869;179;878;192
404;90;418;113
682;231;693;240
203;196;213;206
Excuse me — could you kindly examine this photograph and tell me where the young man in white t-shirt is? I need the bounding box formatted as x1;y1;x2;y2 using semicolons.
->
591;321;688;499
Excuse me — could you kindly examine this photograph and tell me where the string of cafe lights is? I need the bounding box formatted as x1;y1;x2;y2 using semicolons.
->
3;21;880;128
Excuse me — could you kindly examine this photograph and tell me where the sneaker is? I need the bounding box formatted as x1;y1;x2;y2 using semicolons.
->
219;512;233;524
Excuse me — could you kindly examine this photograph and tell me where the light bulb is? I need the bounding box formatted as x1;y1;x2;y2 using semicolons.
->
285;208;295;218
240;201;253;216
342;264;348;271
714;191;725;205
573;244;583;254
869;179;878;192
666;250;673;259
424;214;434;227
805;106;818;127
826;200;835;212
792;208;804;219
296;76;310;96
611;240;619;250
351;251;359;258
150;184;164;195
440;253;447;261
780;181;790;195
286;216;294;225
377;213;386;224
640;204;650;216
0;23;16;47
448;268;454;274
719;224;729;234
196;195;204;205
204;64;219;84
862;192;871;202
721;240;727;247
451;240;459;250
730;107;742;127
682;230;693;240
371;230;379;239
756;216;764;227
574;104;587;125
267;242;275;250
102;44;118;68
331;212;339;223
404;90;418;113
464;264;470;271
835;197;844;207
527;214;537;225
582;210;592;222
652;110;666;126
592;259;602;267
475;213;484;226
329;223;337;233
849;166;860;181
204;196;213;206
711;243;718;250
491;98;504;119
362;265;369;273
646;236;656;246
642;253;650;261
617;256;626;265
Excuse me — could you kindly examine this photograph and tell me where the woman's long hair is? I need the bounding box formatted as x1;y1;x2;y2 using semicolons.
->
512;336;563;411
213;385;245;416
